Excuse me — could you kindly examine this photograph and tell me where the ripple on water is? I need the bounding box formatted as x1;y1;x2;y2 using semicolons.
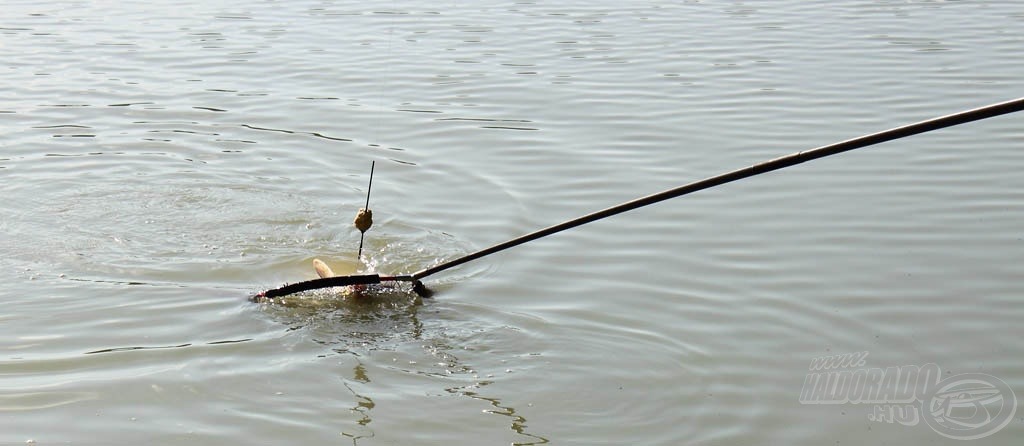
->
3;0;1024;444
3;152;490;290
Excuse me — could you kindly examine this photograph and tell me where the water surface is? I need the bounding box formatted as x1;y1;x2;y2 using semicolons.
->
2;1;1022;444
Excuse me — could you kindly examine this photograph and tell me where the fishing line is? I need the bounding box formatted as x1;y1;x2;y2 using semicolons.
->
358;3;396;260
255;97;1024;301
355;161;375;259
371;2;396;148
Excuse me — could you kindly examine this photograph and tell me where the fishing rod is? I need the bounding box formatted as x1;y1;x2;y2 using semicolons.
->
255;96;1024;300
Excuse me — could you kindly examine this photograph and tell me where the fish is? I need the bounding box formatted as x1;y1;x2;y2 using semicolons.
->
313;258;368;295
251;258;421;306
313;258;336;279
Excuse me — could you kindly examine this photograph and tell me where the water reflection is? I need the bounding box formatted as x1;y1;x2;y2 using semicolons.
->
447;378;550;445
261;292;548;445
340;366;375;445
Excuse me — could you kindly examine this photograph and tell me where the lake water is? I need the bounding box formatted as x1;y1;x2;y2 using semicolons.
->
2;1;1022;444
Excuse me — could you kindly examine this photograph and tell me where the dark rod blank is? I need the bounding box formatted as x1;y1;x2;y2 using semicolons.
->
411;96;1024;280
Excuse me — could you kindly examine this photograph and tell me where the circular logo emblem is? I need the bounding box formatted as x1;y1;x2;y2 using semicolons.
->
922;373;1016;440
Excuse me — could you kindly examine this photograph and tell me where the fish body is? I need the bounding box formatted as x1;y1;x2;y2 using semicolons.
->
313;258;368;294
313;258;336;279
